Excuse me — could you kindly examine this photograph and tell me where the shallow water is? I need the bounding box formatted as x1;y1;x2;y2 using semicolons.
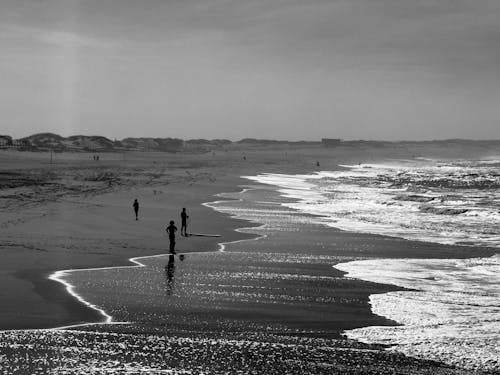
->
63;249;375;337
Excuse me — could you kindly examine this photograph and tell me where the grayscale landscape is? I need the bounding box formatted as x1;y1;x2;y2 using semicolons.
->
1;1;499;374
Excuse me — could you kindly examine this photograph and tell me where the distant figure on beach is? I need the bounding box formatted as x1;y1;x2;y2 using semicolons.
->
166;220;177;254
316;161;320;167
132;199;139;220
181;208;189;236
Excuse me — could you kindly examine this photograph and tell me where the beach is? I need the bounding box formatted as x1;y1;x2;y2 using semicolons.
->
0;143;498;374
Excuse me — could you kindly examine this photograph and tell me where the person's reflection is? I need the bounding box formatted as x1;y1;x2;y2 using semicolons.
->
165;254;185;295
165;255;175;294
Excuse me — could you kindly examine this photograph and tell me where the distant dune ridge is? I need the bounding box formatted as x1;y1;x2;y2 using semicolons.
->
1;132;499;153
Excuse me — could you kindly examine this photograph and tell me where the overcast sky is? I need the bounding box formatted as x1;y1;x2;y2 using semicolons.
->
1;0;499;141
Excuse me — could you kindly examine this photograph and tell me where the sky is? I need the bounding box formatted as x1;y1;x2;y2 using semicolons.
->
1;0;499;141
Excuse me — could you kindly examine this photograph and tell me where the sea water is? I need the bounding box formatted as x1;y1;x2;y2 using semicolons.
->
220;158;500;371
335;256;500;372
246;158;500;248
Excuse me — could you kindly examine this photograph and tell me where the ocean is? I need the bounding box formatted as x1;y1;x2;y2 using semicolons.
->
212;157;500;372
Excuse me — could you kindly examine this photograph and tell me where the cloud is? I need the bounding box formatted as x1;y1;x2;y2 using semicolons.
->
38;29;112;49
1;25;113;49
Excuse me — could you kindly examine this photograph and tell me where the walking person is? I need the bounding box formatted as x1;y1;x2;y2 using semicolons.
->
181;208;189;236
133;199;139;220
166;220;177;254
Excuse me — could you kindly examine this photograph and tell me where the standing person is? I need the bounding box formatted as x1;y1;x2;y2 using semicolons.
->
181;208;189;236
166;220;177;254
132;199;139;220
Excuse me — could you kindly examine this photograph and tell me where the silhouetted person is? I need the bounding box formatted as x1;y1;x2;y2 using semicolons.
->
166;220;177;254
181;208;189;236
132;199;139;220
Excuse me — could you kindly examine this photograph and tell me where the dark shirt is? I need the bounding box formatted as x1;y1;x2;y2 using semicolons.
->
181;211;188;223
166;224;177;238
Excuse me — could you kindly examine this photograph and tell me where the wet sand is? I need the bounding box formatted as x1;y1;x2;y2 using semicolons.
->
0;178;256;329
0;145;497;373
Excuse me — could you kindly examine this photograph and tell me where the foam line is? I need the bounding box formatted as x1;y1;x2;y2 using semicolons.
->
47;254;172;328
49;269;113;324
334;255;500;371
44;253;195;331
1;253;171;333
203;186;270;249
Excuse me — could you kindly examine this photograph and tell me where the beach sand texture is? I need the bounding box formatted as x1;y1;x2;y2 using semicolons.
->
0;144;497;374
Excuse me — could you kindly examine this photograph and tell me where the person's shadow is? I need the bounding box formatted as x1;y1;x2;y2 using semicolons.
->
164;254;185;295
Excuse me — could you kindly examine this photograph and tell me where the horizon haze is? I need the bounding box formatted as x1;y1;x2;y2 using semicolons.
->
1;0;499;141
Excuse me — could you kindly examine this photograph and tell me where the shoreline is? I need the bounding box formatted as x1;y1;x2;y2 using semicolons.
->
38;180;496;334
1;148;498;373
4;177;497;327
216;176;499;372
333;253;500;372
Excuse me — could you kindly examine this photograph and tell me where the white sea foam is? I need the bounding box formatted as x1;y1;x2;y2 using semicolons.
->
239;158;500;371
245;158;500;248
335;256;500;372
